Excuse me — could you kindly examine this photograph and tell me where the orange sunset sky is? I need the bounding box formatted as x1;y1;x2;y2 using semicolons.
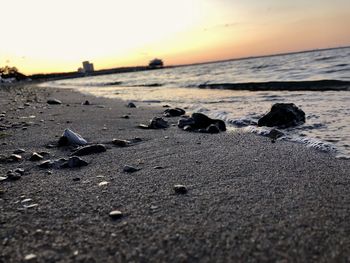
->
1;0;350;75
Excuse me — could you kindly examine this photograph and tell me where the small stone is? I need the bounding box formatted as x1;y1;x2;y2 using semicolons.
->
65;156;88;168
112;139;130;147
14;168;25;175
109;210;123;219
153;166;164;170
98;181;109;186
123;165;140;173
173;184;188;194
47;171;53;175
121;115;130;119
71;144;106;156
102;127;107;131
24;203;38;209
47;99;62;105
127;102;136;108
13;149;25;154
38;160;53;169
82;100;90;105
24;254;37;261
8;154;22;162
7;172;21;181
21;198;32;203
29;152;44;161
24;103;30;106
0;176;8;182
72;177;80;181
163;108;186;117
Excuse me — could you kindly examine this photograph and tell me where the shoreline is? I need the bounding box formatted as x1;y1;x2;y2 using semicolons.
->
1;83;349;262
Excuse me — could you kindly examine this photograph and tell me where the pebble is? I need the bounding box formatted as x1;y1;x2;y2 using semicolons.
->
72;177;80;181
14;168;25;175
82;100;90;105
153;166;164;170
47;99;62;105
112;139;130;147
21;198;33;203
13;148;26;154
121;115;130;119
24;103;30;106
109;210;123;219
8;154;22;162
127;102;136;108
29;152;44;161
66;156;88;168
173;184;188;194
24;254;37;261
7;172;21;181
163;107;186;117
123;165;140;173
24;203;39;209
98;181;109;186
71;144;106;156
0;176;8;182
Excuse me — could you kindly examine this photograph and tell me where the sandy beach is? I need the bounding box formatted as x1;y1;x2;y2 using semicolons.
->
0;83;349;262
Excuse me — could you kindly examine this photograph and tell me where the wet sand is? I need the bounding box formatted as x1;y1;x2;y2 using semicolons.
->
0;83;349;262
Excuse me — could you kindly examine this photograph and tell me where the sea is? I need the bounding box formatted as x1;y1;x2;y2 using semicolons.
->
41;47;350;158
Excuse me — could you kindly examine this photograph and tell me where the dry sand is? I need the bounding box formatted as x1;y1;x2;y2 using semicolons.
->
0;83;349;262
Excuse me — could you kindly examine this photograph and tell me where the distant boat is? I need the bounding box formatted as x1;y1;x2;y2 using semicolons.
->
148;58;164;69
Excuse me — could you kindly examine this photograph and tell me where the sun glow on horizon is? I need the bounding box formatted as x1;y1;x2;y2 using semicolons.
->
1;0;350;74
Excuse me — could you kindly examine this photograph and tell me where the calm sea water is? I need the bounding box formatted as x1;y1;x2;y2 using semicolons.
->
42;47;350;158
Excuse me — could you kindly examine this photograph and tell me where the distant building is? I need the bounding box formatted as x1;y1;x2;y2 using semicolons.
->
80;61;94;73
148;58;164;69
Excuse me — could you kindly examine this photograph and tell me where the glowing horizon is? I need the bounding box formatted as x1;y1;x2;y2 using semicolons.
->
1;0;350;75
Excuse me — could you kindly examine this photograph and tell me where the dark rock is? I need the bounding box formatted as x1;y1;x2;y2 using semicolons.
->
153;166;164;169
112;139;130;147
268;129;285;140
71;144;106;156
192;113;226;131
109;210;123;219
123;165;140;173
149;117;168;129
13;149;26;154
162;105;170;108
72;177;81;181
139;117;169;129
7;172;21;181
14;168;25;175
64;156;88;168
47;99;62;105
29;152;44;161
178;113;226;132
82;100;90;105
8;154;22;162
173;184;188;194
121;115;130;119
127;102;136;108
163;108;186;117
206;124;220;134
258;103;305;128
57;136;69;147
38;160;54;169
178;117;196;128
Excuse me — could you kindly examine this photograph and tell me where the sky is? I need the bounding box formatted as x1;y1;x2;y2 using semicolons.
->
1;0;350;75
